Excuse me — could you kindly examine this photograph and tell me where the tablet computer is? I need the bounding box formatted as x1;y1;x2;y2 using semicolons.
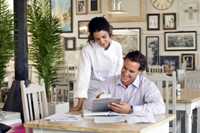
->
90;98;121;112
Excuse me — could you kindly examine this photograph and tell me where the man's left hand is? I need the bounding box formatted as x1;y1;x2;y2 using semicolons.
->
108;102;132;114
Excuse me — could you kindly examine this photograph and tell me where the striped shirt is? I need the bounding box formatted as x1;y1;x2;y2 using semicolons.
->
100;74;165;115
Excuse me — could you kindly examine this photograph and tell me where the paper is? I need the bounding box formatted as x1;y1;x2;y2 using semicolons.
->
83;110;127;117
94;116;125;123
45;113;82;122
125;113;156;123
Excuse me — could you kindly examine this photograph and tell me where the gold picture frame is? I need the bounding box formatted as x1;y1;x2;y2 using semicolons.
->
106;0;145;22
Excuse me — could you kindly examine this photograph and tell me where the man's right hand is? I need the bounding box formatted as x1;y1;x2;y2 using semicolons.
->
70;98;85;112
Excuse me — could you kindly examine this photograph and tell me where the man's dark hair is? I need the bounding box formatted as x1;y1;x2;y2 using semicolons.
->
88;17;112;42
124;50;146;71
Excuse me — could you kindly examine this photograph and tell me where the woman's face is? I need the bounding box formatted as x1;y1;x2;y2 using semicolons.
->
93;30;111;49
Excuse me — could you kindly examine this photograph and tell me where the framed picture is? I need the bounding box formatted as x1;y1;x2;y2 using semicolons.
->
147;14;160;30
88;0;101;13
78;20;89;39
51;0;73;32
146;36;160;67
163;13;176;30
164;31;197;51
160;56;180;71
179;0;199;26
106;0;145;22
181;54;195;70
64;37;76;50
112;28;141;55
76;0;87;15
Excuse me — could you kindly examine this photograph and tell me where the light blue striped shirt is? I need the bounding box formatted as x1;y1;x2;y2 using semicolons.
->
100;74;165;115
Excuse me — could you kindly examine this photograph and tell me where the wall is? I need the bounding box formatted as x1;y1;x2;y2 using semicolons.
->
63;0;200;71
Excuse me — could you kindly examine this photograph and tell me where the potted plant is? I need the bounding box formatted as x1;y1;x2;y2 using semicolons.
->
0;0;14;88
28;0;63;100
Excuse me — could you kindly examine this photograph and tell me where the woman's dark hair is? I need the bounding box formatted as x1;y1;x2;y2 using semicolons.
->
88;17;112;42
124;50;146;71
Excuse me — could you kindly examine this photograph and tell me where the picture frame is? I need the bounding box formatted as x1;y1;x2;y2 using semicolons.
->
181;53;195;70
163;13;176;30
88;0;101;14
160;56;180;71
51;0;73;33
147;14;160;30
64;37;76;50
164;31;197;51
106;0;145;22
146;36;160;67
78;20;89;39
112;28;141;55
179;0;200;26
76;0;87;15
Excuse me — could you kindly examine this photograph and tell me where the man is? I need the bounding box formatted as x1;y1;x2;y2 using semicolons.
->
98;51;165;114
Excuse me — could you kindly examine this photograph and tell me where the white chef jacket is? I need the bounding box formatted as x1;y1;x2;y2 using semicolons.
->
74;40;123;99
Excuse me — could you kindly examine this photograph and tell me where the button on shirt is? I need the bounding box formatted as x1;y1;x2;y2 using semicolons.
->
74;40;123;99
101;74;165;115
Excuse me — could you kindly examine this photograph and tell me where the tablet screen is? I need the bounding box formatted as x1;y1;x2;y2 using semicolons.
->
90;98;121;112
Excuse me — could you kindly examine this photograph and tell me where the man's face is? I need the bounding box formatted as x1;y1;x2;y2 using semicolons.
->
121;58;141;87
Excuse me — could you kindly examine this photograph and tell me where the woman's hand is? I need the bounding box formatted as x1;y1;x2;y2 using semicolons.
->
70;98;85;112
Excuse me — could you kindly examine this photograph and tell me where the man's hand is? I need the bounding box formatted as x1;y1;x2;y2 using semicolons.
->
108;102;132;114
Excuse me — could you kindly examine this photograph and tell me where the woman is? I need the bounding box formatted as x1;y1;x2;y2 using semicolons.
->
72;17;123;111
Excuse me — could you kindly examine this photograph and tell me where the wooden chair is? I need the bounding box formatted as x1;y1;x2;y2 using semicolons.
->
184;71;200;89
145;72;177;133
20;80;49;122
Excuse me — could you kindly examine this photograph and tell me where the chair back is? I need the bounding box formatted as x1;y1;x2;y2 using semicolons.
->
20;81;48;122
184;71;200;89
145;71;177;133
147;65;164;73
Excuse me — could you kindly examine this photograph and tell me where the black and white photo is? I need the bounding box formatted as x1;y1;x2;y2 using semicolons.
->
181;54;195;70
163;13;176;30
164;31;197;51
112;28;141;55
146;36;159;67
147;14;160;30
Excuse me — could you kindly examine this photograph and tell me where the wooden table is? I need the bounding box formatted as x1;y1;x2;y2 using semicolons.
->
176;88;200;133
24;114;175;133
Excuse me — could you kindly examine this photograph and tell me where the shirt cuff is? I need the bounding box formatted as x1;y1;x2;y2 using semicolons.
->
133;105;143;113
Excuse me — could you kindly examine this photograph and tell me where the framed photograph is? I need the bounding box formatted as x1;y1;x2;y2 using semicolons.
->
112;28;141;55
106;0;145;22
64;37;76;50
163;13;176;30
78;20;89;39
181;54;195;70
147;14;160;30
51;0;73;32
164;31;197;51
179;0;199;26
160;56;180;71
88;0;101;14
146;36;160;67
76;0;87;15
